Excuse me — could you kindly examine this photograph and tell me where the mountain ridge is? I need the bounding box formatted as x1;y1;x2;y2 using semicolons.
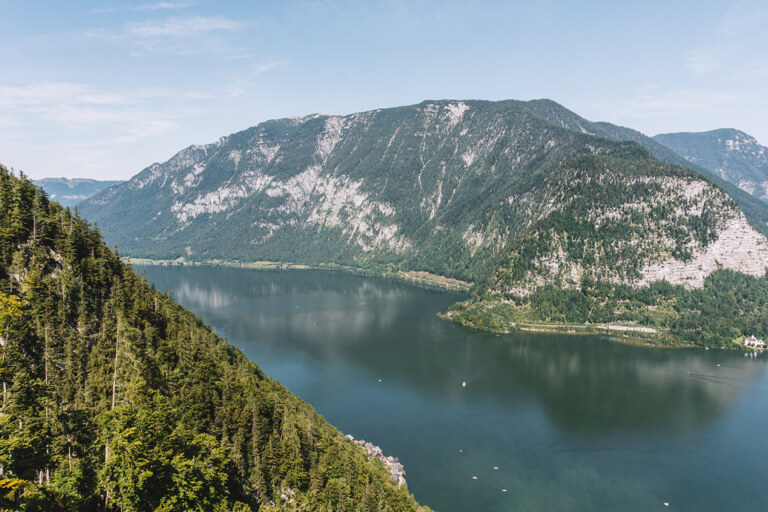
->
79;99;768;346
33;177;124;208
653;128;768;203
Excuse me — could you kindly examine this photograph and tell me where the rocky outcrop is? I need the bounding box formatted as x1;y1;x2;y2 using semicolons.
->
639;215;768;288
346;435;407;488
488;167;768;298
79;100;768;289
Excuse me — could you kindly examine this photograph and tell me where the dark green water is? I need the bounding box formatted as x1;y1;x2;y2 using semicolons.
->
143;266;768;512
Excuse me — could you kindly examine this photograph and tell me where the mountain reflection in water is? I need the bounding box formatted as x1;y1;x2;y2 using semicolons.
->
144;266;768;512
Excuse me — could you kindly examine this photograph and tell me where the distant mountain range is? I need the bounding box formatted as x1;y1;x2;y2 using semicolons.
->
33;177;123;207
79;99;768;346
654;129;768;203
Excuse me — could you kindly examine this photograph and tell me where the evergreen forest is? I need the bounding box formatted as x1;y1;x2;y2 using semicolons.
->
0;165;429;511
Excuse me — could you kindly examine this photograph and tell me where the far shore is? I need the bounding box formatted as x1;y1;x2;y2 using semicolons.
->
127;257;751;351
437;310;725;349
125;257;473;293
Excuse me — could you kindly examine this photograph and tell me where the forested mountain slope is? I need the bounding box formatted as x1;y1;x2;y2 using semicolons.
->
0;166;429;511
80;100;768;283
82;99;640;281
448;155;768;347
525;101;768;233
654;129;768;203
524;99;696;167
79;100;768;347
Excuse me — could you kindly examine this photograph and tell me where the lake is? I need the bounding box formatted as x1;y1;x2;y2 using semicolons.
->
143;265;768;512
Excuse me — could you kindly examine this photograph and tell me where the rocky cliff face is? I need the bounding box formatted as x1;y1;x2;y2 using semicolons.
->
654;129;768;203
80;99;768;345
485;161;768;298
81;100;768;290
80;100;647;281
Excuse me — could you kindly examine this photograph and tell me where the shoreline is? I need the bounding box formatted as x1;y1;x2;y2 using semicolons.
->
125;257;473;293
127;257;745;351
512;324;684;348
440;309;758;351
438;310;706;349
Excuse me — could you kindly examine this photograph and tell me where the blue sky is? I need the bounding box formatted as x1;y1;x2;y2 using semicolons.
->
2;0;766;180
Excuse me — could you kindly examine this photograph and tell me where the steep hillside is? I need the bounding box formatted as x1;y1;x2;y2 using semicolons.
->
525;101;768;234
79;100;768;347
82;100;653;281
80;101;768;280
448;155;768;347
654;129;768;203
525;99;696;167
32;178;123;207
0;166;429;511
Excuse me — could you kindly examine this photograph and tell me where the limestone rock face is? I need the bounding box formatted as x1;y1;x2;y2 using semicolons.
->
487;165;768;297
639;215;768;288
80;100;768;290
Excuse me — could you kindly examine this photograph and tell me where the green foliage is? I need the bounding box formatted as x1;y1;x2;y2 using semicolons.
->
482;155;732;291
79;99;726;282
441;148;768;348
452;269;768;348
0;166;428;511
80;100;768;287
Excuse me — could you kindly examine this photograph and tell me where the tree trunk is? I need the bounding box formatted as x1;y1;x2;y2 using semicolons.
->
106;316;119;467
2;330;6;411
111;323;119;411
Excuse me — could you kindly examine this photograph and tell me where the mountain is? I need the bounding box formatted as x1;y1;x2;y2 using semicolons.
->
0;165;429;510
524;99;696;167
82;99;643;281
447;155;768;347
653;129;768;203
32;177;124;207
79;99;768;347
525;101;768;233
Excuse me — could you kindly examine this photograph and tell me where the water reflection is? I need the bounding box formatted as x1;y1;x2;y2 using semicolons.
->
145;266;766;435
144;266;768;511
485;334;765;432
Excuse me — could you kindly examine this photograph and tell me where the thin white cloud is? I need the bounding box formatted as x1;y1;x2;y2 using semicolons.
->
135;2;193;10
126;16;239;38
91;2;192;14
221;53;253;61
686;48;722;75
84;14;245;57
0;82;177;143
0;83;175;109
0;117;21;128
0;82;133;108
224;86;245;98
253;60;290;74
617;89;743;118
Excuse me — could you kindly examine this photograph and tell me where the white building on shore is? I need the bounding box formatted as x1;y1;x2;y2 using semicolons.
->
744;335;765;349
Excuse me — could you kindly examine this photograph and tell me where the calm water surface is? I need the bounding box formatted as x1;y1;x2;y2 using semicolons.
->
143;266;768;512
